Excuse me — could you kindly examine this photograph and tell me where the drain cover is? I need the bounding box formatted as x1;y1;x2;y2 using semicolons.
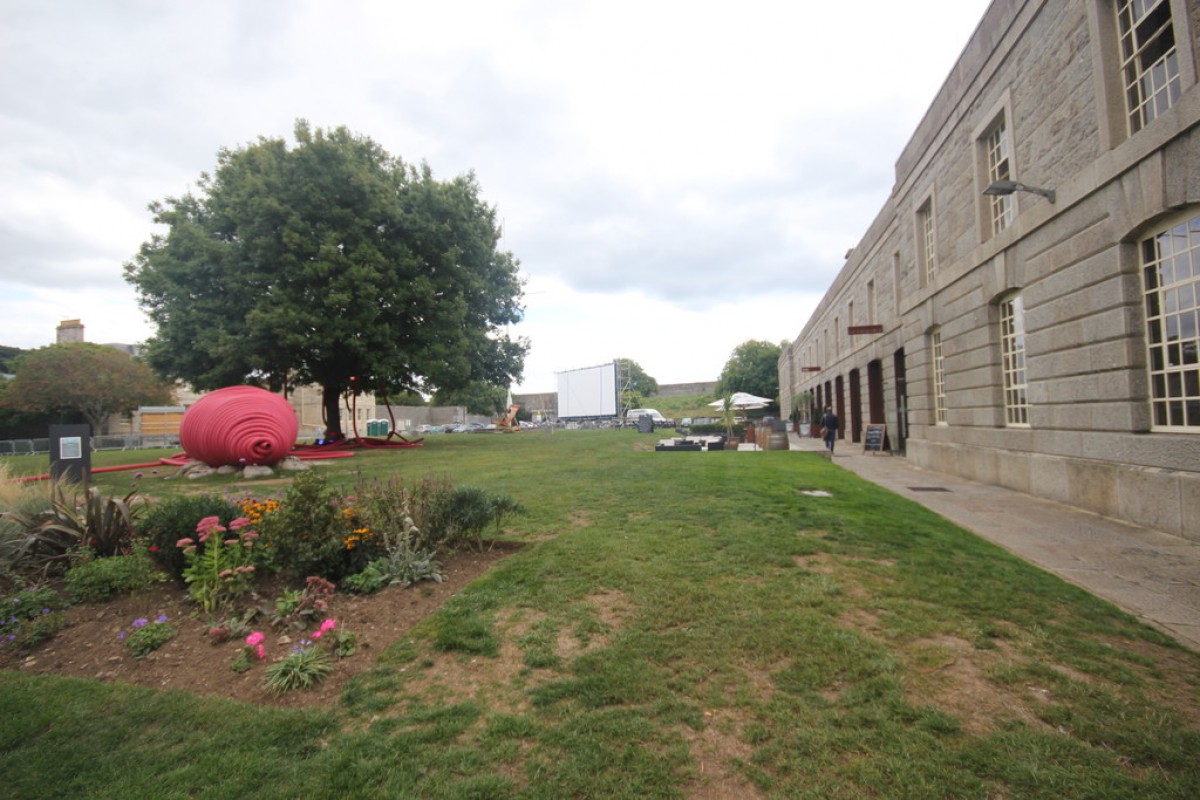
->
909;486;950;492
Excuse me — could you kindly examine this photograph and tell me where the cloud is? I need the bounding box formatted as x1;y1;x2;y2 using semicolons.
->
0;0;992;388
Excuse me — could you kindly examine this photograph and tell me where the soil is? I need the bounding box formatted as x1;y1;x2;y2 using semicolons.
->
1;543;521;710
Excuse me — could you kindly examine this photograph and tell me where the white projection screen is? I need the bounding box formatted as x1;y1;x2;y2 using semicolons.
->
556;363;618;419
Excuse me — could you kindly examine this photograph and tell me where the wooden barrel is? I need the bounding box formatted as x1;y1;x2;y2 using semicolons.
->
767;430;789;451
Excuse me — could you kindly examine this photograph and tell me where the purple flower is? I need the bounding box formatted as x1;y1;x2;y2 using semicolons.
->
134;472;144;479
117;630;126;640
41;608;51;615
155;614;169;624
132;618;149;629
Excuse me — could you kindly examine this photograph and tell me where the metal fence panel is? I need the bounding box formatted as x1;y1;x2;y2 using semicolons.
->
0;435;177;456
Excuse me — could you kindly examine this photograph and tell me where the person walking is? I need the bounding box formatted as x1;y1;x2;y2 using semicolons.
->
821;406;839;454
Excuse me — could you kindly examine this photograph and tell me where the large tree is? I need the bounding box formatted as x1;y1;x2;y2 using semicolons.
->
432;382;509;417
0;345;25;374
124;121;527;436
615;358;658;409
716;340;784;404
0;343;174;434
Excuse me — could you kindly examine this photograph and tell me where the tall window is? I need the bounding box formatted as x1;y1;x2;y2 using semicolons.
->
1117;0;1180;134
931;329;947;424
1141;211;1200;430
985;120;1012;235
918;199;936;284
999;293;1028;426
893;252;902;314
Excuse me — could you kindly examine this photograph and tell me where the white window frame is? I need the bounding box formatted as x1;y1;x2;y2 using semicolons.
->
931;329;947;425
1140;209;1200;431
985;119;1012;236
999;293;1029;426
918;197;936;286
1116;0;1181;134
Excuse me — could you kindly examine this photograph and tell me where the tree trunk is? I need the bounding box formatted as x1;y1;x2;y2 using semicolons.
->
322;385;344;439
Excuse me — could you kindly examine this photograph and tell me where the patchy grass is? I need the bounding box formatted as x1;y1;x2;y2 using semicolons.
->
2;430;1198;798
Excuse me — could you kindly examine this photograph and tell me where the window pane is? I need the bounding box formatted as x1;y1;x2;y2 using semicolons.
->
1118;0;1179;133
1140;210;1200;430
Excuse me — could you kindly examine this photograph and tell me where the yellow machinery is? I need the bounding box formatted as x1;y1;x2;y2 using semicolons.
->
496;404;521;432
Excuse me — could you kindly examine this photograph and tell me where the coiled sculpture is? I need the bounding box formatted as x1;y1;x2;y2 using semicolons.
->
179;385;299;467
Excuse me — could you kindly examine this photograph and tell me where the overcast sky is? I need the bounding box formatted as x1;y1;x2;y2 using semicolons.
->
0;0;992;393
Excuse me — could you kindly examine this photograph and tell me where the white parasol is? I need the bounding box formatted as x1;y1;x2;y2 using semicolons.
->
708;392;773;410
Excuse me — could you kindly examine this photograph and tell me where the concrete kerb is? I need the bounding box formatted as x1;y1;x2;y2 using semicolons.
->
786;431;1200;652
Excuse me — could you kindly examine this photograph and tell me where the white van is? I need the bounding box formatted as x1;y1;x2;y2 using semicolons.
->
626;408;667;424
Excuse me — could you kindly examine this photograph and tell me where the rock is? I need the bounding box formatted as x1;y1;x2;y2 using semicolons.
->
216;465;239;475
178;460;212;477
279;457;309;471
181;461;216;479
242;465;275;479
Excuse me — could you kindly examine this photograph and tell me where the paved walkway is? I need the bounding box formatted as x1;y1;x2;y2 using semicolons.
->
788;432;1200;652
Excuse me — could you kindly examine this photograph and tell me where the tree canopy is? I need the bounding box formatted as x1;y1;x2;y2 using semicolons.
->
124;121;527;435
0;344;174;433
0;345;25;374
615;358;658;409
716;340;784;404
432;382;508;417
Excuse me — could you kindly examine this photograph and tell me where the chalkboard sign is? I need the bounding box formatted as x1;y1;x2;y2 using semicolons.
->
863;424;887;454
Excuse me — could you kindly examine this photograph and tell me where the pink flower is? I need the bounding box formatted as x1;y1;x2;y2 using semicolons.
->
319;619;337;632
311;630;322;639
255;644;266;660
176;537;194;548
219;569;233;578
195;516;226;535
228;517;251;531
245;631;264;646
241;531;259;540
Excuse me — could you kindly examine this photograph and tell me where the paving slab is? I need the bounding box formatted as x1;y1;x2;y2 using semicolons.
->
787;432;1200;652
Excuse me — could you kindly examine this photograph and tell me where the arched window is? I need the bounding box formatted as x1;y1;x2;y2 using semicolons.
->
1141;210;1200;430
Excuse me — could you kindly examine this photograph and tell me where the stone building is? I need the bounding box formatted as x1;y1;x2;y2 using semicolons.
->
780;0;1200;541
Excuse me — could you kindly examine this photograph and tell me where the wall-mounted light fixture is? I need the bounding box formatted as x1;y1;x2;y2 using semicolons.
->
983;179;1055;203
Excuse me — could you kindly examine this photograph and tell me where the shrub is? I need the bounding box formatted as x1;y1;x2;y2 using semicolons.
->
263;643;333;693
139;495;242;579
341;479;446;592
0;483;141;578
430;485;524;551
256;471;345;579
119;614;176;658
268;576;335;631
405;474;458;551
0;585;67;652
178;516;259;613
65;548;165;603
0;462;49;521
343;550;444;594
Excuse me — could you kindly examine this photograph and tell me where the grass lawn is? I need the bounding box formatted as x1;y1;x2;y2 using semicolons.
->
2;430;1198;798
